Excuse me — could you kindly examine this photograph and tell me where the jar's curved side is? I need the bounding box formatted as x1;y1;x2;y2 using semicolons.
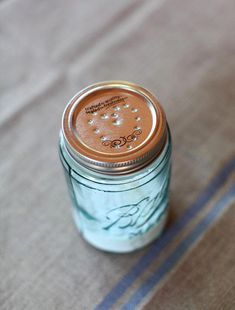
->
59;129;172;252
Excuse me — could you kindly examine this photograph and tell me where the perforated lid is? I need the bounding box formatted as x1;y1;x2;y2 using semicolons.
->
62;81;167;174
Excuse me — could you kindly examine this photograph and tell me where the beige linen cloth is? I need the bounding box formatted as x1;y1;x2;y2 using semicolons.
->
0;0;235;309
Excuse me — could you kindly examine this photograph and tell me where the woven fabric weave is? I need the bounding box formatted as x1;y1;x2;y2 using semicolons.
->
0;0;235;309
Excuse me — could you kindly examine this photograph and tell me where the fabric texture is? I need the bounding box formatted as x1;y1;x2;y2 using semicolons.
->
0;0;235;309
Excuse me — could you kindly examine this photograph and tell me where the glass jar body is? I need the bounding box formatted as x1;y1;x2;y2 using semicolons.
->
59;129;172;253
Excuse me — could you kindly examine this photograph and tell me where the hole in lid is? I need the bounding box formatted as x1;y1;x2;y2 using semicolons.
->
93;128;100;134
101;113;109;119
113;119;122;126
113;106;120;111
111;113;118;118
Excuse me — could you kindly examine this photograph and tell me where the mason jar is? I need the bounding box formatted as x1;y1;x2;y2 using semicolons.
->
59;81;172;253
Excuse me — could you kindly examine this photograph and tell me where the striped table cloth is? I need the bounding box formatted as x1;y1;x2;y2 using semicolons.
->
0;0;234;309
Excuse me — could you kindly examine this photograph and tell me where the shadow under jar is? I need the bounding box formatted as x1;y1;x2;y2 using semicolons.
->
59;81;172;253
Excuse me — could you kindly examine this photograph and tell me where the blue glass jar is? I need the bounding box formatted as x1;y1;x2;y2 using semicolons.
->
59;81;172;253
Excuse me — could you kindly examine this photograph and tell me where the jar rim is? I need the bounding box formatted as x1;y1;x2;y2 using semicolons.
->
59;126;171;189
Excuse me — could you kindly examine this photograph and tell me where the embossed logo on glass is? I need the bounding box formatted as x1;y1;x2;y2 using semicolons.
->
102;175;169;236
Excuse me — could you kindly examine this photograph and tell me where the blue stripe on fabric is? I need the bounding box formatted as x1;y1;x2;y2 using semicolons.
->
122;184;235;310
95;157;235;310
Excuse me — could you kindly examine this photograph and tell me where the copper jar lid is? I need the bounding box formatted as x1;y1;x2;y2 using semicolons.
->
62;81;167;175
